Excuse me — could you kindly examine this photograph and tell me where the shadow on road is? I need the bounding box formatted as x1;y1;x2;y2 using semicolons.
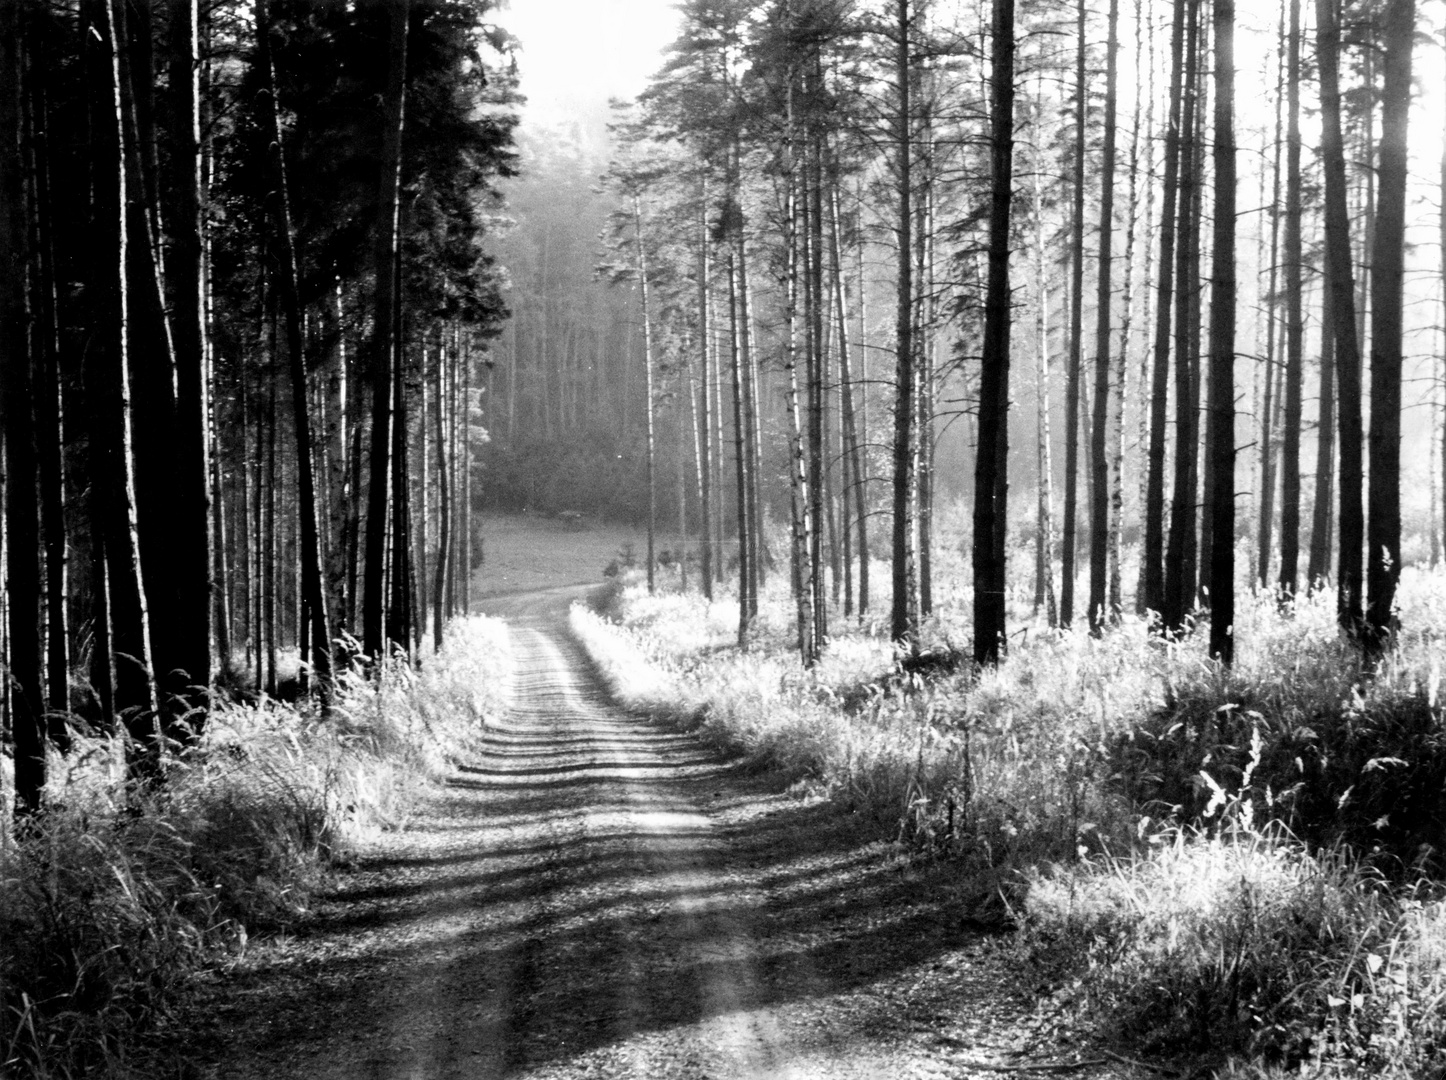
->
191;588;988;1078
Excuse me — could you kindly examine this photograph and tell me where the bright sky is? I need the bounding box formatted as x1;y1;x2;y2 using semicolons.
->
493;0;682;129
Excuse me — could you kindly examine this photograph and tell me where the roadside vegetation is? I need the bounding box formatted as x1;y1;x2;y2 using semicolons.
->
576;543;1446;1078
0;617;512;1078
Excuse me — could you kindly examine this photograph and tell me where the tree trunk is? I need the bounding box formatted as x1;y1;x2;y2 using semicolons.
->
831;183;868;620
2;8;44;813
1365;0;1413;653
1143;0;1187;622
1277;0;1304;598
432;338;451;651
1258;21;1284;591
386;270;415;657
256;0;332;703
739;247;764;608
461;336;473;614
634;193;658;595
1438;84;1446;573
784;107;816;663
973;0;1014;665
326;281;351;632
1060;0;1086;629
1315;0;1365;636
697;187;714;599
1308;271;1337;587
1163;0;1202;636
361;0;408;664
890;0;918;647
1087;0;1119;635
807;69;828;655
88;0;159;759
1205;0;1236;665
1032;128;1058;627
25;32;70;731
167;0;212;728
727;249;752;646
1109;2;1141;621
916;120;935;619
265;299;278;695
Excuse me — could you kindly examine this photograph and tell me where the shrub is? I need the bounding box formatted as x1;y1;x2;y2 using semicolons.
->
1109;635;1446;878
1023;822;1446;1077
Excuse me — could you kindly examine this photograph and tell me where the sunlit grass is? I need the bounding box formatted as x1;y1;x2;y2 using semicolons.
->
573;542;1446;1074
0;615;513;1077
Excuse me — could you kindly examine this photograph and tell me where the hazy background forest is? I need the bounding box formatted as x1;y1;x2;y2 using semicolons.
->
496;0;1446;665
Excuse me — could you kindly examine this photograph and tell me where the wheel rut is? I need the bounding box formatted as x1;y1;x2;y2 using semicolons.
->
188;585;1139;1080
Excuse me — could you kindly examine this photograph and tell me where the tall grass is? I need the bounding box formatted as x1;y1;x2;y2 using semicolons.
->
575;557;1446;1074
574;569;1156;867
0;615;512;1078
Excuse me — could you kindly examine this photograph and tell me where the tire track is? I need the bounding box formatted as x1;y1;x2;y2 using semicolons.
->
197;585;1135;1080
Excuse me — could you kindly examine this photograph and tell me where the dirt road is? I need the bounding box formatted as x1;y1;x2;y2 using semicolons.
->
191;587;1132;1079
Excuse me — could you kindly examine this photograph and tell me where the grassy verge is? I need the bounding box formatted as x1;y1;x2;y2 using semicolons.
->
572;569;1153;878
0;615;512;1078
573;562;1446;1075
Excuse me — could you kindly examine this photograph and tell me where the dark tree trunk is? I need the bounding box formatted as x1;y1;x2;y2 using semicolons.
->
24;27;70;731
1163;0;1202;635
256;0;332;701
1060;0;1086;628
386;273;414;656
890;0;917;647
1143;0;1188;623
87;0;158;757
362;0;408;664
1087;0;1119;635
1278;0;1304;598
167;0;212;729
1205;0;1237;664
973;0;1014;665
2;7;44;814
1308;283;1336;588
1365;0;1413;652
432;339;450;651
1316;0;1365;635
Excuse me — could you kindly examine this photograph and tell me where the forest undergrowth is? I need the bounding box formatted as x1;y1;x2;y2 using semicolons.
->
0;616;513;1079
575;551;1446;1078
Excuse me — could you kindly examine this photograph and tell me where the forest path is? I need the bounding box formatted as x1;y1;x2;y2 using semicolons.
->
189;586;1135;1080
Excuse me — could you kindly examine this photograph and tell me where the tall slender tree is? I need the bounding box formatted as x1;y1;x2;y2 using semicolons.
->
1277;0;1304;598
1365;0;1413;652
2;5;44;814
973;0;1014;665
255;0;331;703
890;0;918;647
1205;0;1237;664
1060;0;1087;628
362;0;410;663
1316;0;1365;636
1143;0;1188;622
1087;0;1119;635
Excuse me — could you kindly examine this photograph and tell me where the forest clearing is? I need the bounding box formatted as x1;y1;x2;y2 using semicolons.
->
7;0;1446;1076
